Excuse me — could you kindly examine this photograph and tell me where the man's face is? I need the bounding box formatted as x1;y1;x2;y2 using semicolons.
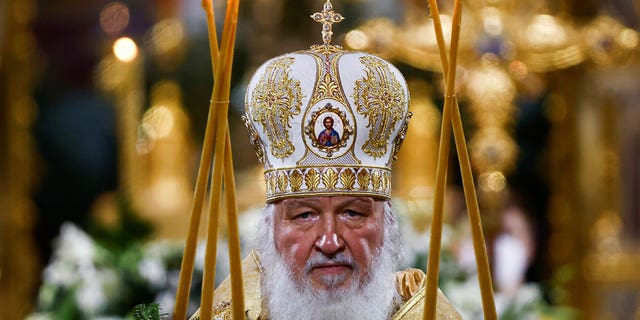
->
323;117;334;130
272;196;385;292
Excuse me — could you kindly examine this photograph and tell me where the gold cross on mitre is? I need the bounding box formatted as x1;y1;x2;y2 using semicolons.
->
311;0;344;46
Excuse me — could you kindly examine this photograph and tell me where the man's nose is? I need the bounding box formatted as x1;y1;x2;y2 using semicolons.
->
314;215;344;255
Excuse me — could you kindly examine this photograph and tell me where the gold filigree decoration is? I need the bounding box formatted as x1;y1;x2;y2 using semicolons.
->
310;43;344;54
357;169;371;191
250;57;303;159
315;72;341;102
340;168;356;190
305;169;321;191
353;55;407;158
372;170;382;191
391;111;412;163
211;301;232;320
381;174;388;193
307;51;348;106
290;170;303;192
268;173;277;195
323;168;338;189
242;114;265;164
264;174;271;195
263;167;391;202
277;171;288;192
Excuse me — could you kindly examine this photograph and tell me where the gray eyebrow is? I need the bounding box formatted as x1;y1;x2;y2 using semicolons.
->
284;199;320;210
283;197;373;210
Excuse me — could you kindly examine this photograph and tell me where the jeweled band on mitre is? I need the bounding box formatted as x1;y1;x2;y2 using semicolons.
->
264;166;392;202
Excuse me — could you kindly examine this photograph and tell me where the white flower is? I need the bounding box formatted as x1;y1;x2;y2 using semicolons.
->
493;283;543;318
455;237;478;274
24;313;54;320
42;223;99;288
194;242;206;271
76;276;108;315
447;278;544;319
75;268;121;316
396;214;429;268
403;222;430;255
155;290;176;315
167;270;181;288
42;260;79;287
35;284;57;309
238;206;262;246
145;240;179;259
494;292;509;317
494;233;529;294
444;277;484;320
138;256;168;288
97;268;122;299
54;223;95;264
512;284;542;309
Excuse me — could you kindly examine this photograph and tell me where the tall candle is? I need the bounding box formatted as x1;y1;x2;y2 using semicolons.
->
423;0;497;319
172;1;221;317
200;1;242;320
423;82;453;320
223;132;244;320
203;0;220;69
174;1;243;319
423;1;462;319
203;2;246;318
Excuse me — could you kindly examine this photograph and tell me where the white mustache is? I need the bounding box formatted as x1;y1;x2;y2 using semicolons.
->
304;252;357;272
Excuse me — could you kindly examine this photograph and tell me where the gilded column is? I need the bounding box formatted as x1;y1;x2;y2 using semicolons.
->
0;0;40;318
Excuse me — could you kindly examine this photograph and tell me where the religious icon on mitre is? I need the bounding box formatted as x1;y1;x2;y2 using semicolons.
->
304;102;353;157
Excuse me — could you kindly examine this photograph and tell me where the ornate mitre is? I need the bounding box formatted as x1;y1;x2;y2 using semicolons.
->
244;0;411;203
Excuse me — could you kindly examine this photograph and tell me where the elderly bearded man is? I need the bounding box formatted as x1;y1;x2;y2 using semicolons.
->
192;195;460;319
190;2;462;319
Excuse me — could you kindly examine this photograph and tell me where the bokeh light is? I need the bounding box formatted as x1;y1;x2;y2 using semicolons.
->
508;60;528;80
479;171;507;193
345;30;369;51
481;7;504;36
113;37;138;62
141;105;175;141
100;2;130;36
619;28;639;49
147;19;184;55
525;14;567;49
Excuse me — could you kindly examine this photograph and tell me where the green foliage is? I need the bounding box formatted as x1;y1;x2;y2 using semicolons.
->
129;303;162;320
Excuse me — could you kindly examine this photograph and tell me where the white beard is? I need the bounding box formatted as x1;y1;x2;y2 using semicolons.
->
255;202;403;320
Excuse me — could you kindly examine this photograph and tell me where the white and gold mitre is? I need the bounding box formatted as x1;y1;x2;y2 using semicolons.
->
243;0;411;203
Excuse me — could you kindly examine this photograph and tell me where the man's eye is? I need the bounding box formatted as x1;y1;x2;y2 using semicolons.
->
345;210;360;217
295;212;312;220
